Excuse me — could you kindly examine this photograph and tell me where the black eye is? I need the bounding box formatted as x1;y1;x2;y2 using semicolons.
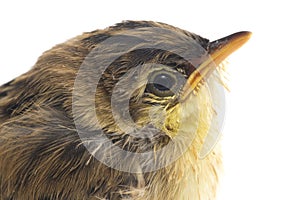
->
153;73;175;91
146;71;182;97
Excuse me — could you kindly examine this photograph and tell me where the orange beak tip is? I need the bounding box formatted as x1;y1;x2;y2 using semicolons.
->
180;31;252;102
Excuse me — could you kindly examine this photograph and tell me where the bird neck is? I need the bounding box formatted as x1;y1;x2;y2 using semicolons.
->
139;143;222;200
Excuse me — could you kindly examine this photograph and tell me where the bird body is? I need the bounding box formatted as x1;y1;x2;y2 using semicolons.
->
0;21;250;200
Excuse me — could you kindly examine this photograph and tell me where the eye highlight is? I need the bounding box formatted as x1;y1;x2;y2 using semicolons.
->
146;70;184;97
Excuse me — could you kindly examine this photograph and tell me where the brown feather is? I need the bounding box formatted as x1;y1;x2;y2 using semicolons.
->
0;21;222;200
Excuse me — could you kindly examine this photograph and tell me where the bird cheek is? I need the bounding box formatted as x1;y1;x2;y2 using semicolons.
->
161;106;181;138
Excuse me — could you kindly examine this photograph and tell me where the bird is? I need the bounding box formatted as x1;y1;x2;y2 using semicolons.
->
0;21;251;200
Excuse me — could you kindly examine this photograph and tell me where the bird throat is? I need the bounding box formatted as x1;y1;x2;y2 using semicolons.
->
133;83;223;200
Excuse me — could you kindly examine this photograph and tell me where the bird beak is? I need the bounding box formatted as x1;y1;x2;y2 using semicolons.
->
180;31;252;101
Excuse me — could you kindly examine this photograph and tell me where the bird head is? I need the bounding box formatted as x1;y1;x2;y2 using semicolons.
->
70;21;251;172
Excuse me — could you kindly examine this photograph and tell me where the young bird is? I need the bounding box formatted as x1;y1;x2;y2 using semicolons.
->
0;21;250;200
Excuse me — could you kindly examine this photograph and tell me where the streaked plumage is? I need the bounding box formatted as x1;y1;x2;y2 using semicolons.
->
0;21;250;200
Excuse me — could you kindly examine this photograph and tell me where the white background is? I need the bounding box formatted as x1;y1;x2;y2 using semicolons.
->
1;1;300;199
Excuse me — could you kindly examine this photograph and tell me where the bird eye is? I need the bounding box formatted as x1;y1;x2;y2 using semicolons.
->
146;71;181;97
